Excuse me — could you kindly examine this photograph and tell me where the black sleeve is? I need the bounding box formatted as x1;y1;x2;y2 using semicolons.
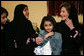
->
27;20;38;47
28;20;38;38
69;28;82;48
4;24;15;49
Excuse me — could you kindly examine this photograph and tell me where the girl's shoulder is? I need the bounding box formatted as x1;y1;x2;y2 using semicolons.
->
55;32;61;35
54;32;62;38
39;30;47;34
52;32;62;40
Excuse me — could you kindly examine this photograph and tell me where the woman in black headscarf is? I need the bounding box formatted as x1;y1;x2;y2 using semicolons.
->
5;4;37;55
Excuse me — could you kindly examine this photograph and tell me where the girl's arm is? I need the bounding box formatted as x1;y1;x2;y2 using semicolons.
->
36;30;48;45
52;33;62;55
45;32;54;39
38;33;47;46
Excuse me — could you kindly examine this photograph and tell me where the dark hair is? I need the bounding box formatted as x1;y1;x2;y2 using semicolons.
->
60;2;79;28
13;4;28;23
40;16;57;32
1;7;8;16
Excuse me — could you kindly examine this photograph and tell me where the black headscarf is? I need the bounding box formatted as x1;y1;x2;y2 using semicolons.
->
5;4;37;55
11;4;37;48
12;4;28;47
1;7;8;27
13;4;28;23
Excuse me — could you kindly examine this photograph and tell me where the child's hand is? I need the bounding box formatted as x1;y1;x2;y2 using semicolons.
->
36;37;43;45
45;32;54;39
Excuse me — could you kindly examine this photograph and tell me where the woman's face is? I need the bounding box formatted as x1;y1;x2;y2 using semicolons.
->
44;21;54;33
23;7;29;19
1;13;7;24
60;7;69;21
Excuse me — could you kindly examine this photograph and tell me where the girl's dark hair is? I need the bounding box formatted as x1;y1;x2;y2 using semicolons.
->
60;2;79;28
1;7;8;16
40;16;57;32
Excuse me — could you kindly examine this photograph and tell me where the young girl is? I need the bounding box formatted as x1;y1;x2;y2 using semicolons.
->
34;16;62;55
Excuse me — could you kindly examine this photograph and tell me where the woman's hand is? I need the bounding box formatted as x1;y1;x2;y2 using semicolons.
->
45;32;54;39
65;18;75;30
36;37;43;45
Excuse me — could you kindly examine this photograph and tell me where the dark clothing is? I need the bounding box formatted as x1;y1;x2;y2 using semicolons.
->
1;25;7;56
56;21;82;55
4;4;38;55
1;29;6;55
5;20;37;55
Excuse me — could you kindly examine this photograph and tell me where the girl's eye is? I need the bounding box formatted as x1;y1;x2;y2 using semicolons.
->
44;25;47;26
49;24;52;26
44;24;52;27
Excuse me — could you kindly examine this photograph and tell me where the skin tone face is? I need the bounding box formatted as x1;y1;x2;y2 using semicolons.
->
36;21;54;45
60;7;69;21
23;7;29;19
1;13;7;24
44;21;54;33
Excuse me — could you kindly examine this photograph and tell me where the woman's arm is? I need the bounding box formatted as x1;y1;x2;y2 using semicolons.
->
69;28;82;47
65;19;82;47
28;20;37;38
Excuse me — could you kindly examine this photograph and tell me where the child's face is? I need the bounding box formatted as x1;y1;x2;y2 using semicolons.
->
44;21;54;33
23;7;29;19
60;7;69;21
1;13;7;24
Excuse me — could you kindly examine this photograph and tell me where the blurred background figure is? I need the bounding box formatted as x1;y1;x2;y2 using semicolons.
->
1;7;8;56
